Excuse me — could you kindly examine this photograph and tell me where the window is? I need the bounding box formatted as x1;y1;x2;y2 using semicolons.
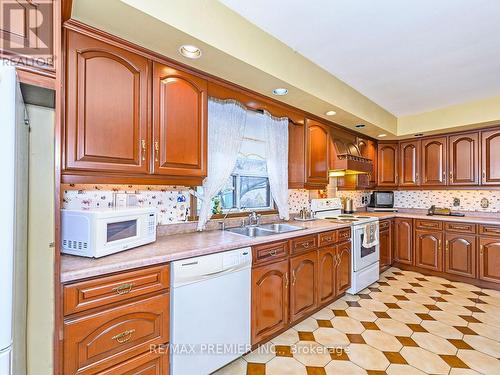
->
197;110;273;215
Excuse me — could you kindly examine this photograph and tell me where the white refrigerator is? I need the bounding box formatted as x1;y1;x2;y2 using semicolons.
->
0;66;29;375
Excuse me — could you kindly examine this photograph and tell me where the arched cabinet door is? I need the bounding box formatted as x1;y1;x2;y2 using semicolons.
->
305;119;329;187
318;246;336;305
415;230;443;271
290;250;318;323
394;218;413;264
449;132;479;185
377;143;398;186
421;136;447;186
64;30;150;174
444;233;476;278
481;128;500;185
153;63;207;178
399;140;420;186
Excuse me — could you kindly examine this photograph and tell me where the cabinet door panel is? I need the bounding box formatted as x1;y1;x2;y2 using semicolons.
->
399;140;420;186
305;119;329;187
394;218;413;265
379;224;392;269
449;132;479;185
481;128;500;185
421;137;447;186
358;138;377;187
336;241;351;295
479;238;500;284
289;122;305;188
318;247;336;305
251;260;289;344
65;30;150;174
445;233;476;278
290;251;318;323
377;143;398;186
153;63;207;177
415;230;443;271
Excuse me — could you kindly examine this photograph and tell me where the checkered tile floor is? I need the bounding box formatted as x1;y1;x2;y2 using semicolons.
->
214;267;500;375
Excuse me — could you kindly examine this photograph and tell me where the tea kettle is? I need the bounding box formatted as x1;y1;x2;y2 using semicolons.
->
344;197;355;214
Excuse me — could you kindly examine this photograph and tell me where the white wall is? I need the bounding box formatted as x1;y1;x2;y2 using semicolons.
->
26;105;55;375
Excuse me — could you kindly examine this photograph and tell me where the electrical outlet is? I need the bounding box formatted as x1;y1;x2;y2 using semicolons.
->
453;198;460;207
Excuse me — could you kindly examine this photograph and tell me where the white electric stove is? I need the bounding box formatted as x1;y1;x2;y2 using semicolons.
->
311;198;380;294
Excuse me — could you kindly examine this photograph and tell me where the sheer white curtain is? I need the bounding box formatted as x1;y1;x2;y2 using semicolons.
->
264;112;289;220
197;98;247;231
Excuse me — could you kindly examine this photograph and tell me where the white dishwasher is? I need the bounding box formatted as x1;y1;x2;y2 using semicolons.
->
170;247;252;375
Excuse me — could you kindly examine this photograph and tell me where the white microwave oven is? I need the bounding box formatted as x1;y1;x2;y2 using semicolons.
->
61;207;157;258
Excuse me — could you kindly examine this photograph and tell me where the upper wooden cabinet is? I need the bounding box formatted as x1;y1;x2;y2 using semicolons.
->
305;119;329;187
421;136;447;186
153;62;207;178
399;140;420;187
289;122;305;188
377;143;398;186
481;128;500;185
0;0;56;76
358;138;377;187
449;132;479;186
64;30;151;175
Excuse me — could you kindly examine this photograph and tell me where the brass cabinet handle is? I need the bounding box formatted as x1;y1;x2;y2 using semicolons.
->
443;171;446;181
302;242;310;248
269;249;277;256
486;228;500;234
291;270;296;286
112;329;135;344
415;172;419;183
449;171;453;180
482;170;486;180
285;272;289;288
141;139;146;161
451;225;469;230
480;245;484;255
323;237;332;242
112;283;134;295
438;240;442;251
154;141;159;162
445;240;449;252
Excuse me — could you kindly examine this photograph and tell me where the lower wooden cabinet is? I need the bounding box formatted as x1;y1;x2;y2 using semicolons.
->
290;250;318;323
394;218;413;265
99;350;169;375
336;241;352;294
415;229;443;272
318;246;336;305
251;259;289;344
444;233;476;278
379;220;392;270
478;237;500;283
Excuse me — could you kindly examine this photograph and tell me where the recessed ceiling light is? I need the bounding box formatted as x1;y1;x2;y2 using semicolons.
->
179;44;202;59
414;133;424;137
378;134;387;138
355;124;365;128
325;110;337;116
272;88;288;96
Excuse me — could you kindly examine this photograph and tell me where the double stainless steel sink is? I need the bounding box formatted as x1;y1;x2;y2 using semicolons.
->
226;223;304;237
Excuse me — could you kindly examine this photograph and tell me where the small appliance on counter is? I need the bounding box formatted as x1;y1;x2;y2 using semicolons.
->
427;205;465;217
344;197;355;214
367;191;398;212
294;207;316;221
61;207;157;258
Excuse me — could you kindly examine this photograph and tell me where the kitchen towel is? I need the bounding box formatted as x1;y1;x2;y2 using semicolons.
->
362;221;379;248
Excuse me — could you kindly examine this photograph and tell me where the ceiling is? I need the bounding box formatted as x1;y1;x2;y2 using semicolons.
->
219;0;500;116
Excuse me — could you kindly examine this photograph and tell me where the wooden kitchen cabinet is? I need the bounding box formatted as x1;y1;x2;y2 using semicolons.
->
289;122;306;188
64;30;151;175
251;259;289;344
444;233;476;278
394;218;413;265
358;137;377;188
336;241;352;294
289;250;318;323
421;136;447;186
377;142;399;186
478;237;500;284
152;62;207;178
305;119;329;188
379;220;392;270
415;229;443;272
481;128;500;185
448;132;479;186
318;246;336;305
98;351;168;375
399;140;420;186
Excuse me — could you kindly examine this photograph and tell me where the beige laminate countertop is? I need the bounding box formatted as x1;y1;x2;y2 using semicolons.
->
60;219;350;283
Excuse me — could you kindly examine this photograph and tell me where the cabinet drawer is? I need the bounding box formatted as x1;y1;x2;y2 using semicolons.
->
337;228;351;242
253;241;289;265
64;292;169;375
318;230;337;247
379;220;391;231
479;224;500;236
415;219;443;230
290;235;317;254
64;265;170;316
445;222;476;234
99;349;169;375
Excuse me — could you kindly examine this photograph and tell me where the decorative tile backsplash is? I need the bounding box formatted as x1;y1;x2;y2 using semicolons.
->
62;185;312;225
337;189;500;213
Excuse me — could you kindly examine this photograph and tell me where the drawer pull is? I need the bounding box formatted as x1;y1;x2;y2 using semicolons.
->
302;242;310;248
451;225;469;230
486;228;500;234
112;329;136;343
269;249;277;256
323;236;332;242
285;272;289;288
112;283;134;295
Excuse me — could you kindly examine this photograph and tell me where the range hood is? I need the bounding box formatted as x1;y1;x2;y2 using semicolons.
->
329;138;373;176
